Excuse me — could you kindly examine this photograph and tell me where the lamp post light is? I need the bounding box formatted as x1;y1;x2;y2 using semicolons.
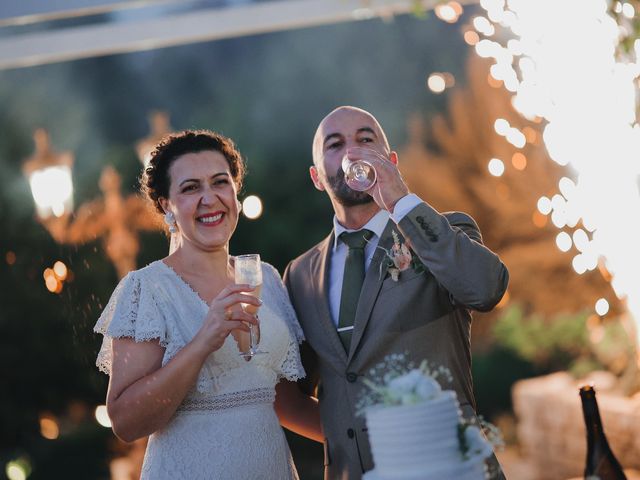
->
22;129;74;228
136;110;181;255
23;129;161;279
136;110;172;168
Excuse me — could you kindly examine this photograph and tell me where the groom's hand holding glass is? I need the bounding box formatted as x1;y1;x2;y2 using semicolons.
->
342;146;409;212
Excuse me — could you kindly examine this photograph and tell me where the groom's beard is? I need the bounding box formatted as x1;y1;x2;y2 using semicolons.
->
325;168;374;207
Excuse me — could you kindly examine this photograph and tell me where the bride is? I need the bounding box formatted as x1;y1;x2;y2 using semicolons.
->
94;130;322;479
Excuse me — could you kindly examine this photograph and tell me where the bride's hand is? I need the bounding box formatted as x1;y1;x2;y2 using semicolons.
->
192;284;260;355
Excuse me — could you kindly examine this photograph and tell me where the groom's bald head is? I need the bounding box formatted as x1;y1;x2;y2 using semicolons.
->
312;106;390;166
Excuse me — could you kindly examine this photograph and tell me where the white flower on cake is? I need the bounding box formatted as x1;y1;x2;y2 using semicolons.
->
359;354;502;480
461;425;494;461
384;369;440;404
359;355;453;411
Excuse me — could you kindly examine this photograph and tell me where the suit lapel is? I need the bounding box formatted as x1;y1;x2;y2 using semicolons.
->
347;221;395;363
310;232;349;363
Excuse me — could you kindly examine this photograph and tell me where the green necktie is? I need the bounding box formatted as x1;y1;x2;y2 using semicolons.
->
337;229;374;352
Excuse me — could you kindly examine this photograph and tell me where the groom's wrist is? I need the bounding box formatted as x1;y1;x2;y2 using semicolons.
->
389;193;421;223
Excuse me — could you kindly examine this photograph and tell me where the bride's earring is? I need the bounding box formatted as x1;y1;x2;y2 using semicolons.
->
164;211;178;233
237;199;243;214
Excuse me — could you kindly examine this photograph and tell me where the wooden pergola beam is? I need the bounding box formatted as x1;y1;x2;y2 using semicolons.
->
0;0;477;70
0;0;184;26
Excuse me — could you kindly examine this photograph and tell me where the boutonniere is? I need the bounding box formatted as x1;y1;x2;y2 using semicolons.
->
375;230;425;281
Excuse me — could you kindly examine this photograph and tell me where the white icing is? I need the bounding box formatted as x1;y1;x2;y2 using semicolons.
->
364;391;487;480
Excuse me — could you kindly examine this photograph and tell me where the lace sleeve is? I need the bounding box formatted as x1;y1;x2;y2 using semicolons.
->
93;270;167;375
262;262;305;381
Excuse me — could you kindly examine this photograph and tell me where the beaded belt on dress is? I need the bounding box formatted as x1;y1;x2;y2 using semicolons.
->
177;387;275;412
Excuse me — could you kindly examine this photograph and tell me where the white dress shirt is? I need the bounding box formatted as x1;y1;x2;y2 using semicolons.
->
328;194;422;326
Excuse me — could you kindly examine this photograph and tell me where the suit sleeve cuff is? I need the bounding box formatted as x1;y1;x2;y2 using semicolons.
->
390;193;423;223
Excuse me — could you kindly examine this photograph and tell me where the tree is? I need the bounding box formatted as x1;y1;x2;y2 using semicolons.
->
398;55;620;324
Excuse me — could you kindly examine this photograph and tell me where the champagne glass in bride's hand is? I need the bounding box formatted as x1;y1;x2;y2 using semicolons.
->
234;254;267;356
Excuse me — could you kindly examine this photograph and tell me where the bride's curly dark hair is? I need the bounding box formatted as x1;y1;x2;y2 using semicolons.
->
141;129;246;215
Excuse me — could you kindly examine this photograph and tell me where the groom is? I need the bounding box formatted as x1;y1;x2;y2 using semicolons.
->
284;106;509;479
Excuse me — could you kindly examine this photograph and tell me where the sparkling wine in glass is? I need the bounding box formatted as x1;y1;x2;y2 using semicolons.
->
234;254;267;356
342;154;377;191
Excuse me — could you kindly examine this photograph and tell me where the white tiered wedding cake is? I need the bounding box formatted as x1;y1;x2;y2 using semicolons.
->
361;368;493;480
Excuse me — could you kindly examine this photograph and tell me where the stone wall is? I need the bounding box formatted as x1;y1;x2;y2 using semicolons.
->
512;372;640;480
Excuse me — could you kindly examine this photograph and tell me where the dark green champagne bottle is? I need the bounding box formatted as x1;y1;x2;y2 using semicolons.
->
579;385;627;480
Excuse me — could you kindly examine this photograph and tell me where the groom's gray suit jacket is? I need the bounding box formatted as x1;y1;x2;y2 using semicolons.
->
284;202;509;480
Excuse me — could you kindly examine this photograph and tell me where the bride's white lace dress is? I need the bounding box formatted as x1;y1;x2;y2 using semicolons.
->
94;260;305;480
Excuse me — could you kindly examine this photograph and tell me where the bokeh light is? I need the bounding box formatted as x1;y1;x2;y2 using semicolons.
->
6;464;26;480
532;211;548;228
572;254;587;275
494;118;510;136
505;128;526;148
427;73;446;93
53;261;67;280
39;415;59;440
95;405;112;428
595;298;610;316
536;196;552;215
45;275;59;293
435;2;463;23
487;158;505;177
464;30;480;46
28;166;73;219
43;263;66;293
572;229;589;253
442;72;455;88
5;459;30;480
473;16;495;36
242;195;263;220
511;152;527;170
555;232;572;252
